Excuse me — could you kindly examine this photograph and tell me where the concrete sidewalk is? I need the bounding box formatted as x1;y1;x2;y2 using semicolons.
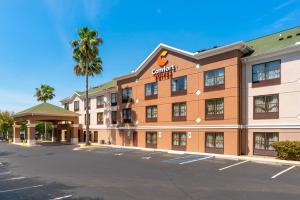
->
78;143;300;166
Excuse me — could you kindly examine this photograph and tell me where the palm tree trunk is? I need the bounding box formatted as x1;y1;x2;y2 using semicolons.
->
44;122;47;141
85;64;90;146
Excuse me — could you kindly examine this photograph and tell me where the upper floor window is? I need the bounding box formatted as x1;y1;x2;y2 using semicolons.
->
111;111;117;124
145;82;158;99
204;68;225;91
205;98;224;120
97;112;104;125
253;94;279;119
64;103;69;110
146;105;157;122
111;93;117;106
172;102;187;121
74;101;79;111
122;88;132;103
122;108;132;123
171;76;187;96
84;98;91;110
97;96;104;108
252;60;281;87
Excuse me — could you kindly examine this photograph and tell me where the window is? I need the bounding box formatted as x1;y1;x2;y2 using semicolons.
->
205;98;224;120
97;112;103;125
172;102;187;121
146;106;157;122
97;96;104;108
146;132;157;148
111;111;117;124
64;103;69;110
145;82;158;99
122;108;132;123
254;132;279;156
111;93;117;106
252;60;281;87
204;68;225;91
172;132;187;151
171;76;187;95
84;114;90;125
84;98;91;110
74;101;79;111
253;94;279;119
205;132;224;154
122;88;132;103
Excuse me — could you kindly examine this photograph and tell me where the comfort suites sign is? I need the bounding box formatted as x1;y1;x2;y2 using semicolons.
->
152;50;176;79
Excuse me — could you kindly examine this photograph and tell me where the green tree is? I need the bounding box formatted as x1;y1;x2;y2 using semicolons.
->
34;84;55;140
71;27;103;145
0;111;14;140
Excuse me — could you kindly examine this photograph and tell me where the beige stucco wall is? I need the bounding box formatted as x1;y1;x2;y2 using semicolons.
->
243;51;300;125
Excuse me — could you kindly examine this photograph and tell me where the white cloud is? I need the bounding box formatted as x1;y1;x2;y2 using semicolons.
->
274;0;295;10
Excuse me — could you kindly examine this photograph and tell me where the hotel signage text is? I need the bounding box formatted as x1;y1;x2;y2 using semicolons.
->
152;50;176;79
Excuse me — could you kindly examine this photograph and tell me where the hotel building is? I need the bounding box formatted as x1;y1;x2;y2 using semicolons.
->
61;27;300;156
60;81;117;144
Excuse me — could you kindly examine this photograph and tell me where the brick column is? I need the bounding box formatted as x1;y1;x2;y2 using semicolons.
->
70;124;79;144
27;122;36;145
51;124;58;142
13;123;21;143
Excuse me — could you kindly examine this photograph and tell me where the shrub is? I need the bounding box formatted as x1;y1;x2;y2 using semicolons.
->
272;141;300;161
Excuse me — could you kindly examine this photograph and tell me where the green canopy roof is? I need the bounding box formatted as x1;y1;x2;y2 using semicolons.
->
14;103;79;118
77;80;117;96
247;26;300;56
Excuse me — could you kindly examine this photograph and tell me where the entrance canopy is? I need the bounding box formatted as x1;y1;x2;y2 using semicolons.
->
14;102;79;123
13;103;80;145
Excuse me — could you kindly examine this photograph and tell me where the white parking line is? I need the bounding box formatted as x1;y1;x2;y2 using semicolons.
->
141;156;151;160
0;184;43;193
5;177;26;181
179;156;213;165
0;171;11;176
115;153;123;156
50;194;73;200
218;160;249;171
271;166;296;179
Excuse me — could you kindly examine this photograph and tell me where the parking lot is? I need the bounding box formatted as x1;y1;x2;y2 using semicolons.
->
0;142;299;200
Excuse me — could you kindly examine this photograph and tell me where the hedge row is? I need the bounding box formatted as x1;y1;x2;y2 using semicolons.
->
272;141;300;161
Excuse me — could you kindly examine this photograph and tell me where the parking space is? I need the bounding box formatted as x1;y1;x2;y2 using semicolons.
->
1;142;299;199
0;162;74;200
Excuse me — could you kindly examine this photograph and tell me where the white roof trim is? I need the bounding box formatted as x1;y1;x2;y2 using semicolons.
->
115;42;252;81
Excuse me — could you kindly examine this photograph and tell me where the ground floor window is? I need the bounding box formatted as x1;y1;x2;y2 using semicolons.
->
254;132;279;156
205;132;224;154
172;132;187;151
146;132;157;148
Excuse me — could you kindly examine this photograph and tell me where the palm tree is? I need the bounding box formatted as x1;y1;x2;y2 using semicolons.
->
34;84;55;140
71;27;103;145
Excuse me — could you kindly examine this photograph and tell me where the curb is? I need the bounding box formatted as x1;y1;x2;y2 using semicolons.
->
82;143;300;166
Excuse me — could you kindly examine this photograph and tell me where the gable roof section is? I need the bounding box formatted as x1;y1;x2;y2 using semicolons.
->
247;26;300;56
114;42;252;81
60;80;117;103
14;103;80;118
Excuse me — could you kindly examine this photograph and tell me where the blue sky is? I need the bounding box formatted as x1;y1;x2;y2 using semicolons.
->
0;0;299;112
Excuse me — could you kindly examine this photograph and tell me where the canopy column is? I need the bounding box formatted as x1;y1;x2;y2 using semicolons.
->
51;124;58;142
13;123;21;143
70;124;79;144
27;121;36;145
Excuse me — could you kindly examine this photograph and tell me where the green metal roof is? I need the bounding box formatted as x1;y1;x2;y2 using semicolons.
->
247;26;300;56
77;80;117;96
14;103;79;117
